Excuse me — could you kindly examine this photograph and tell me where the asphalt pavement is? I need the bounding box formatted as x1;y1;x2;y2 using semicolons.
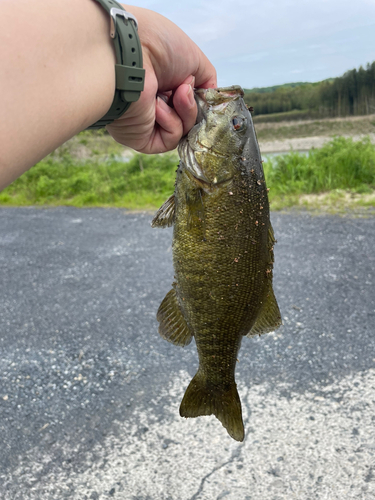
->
0;207;374;500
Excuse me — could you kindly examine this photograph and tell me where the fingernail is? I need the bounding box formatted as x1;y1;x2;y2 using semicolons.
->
157;93;169;104
186;85;195;107
157;96;172;113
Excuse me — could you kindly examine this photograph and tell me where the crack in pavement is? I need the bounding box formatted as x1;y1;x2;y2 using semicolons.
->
189;387;252;500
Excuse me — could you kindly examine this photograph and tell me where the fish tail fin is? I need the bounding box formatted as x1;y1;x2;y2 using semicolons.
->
179;370;244;442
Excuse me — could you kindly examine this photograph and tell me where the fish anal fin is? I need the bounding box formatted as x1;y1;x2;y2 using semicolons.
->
246;286;282;338
151;194;175;228
179;371;244;442
157;288;193;346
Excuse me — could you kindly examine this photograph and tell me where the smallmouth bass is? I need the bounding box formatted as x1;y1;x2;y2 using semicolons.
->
152;86;281;442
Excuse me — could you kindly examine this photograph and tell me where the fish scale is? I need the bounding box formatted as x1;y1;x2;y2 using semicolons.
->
152;85;281;441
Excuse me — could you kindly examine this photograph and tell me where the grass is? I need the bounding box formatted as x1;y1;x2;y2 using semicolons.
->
0;151;179;209
1;134;374;212
263;136;375;211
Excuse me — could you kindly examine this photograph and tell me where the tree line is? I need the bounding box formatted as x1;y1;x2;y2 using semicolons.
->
244;62;375;118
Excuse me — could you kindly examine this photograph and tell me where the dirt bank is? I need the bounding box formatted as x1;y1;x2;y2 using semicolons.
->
256;113;375;153
259;133;375;154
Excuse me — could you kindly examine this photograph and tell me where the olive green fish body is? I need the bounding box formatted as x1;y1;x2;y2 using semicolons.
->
152;86;281;442
174;165;270;372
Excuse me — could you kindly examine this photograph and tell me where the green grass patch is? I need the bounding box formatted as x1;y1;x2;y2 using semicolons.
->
264;136;375;210
0;152;178;209
1;136;375;212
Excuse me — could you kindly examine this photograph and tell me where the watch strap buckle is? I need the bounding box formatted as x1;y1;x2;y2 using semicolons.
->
110;8;138;38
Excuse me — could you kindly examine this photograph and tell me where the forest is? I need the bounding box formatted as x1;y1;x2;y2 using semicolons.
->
244;62;375;119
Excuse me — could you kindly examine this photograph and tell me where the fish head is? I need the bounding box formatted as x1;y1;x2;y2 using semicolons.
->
178;86;262;188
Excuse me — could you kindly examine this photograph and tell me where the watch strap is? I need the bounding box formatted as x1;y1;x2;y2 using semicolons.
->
88;0;145;129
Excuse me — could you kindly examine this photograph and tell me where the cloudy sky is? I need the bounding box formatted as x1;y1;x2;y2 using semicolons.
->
130;0;375;88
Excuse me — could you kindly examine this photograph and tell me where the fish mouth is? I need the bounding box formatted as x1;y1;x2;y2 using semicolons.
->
194;86;244;122
195;86;244;106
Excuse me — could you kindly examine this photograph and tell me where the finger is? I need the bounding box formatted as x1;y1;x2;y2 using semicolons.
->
152;96;184;152
192;47;217;89
172;76;197;136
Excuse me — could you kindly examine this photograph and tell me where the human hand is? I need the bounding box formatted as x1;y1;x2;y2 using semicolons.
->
107;5;217;154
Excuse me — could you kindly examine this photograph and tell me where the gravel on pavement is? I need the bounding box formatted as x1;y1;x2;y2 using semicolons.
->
0;207;374;500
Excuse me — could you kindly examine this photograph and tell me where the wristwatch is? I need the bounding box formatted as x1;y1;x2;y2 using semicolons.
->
88;0;145;129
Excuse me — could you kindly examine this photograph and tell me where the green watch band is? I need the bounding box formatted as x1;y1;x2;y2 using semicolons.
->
88;0;145;129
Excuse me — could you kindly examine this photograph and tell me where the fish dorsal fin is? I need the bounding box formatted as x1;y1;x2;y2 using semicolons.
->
151;194;175;228
246;286;282;338
157;288;193;346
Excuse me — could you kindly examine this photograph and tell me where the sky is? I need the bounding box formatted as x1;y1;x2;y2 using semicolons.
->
130;0;375;88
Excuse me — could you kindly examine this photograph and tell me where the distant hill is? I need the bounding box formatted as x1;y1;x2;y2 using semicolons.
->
243;63;375;119
244;82;314;94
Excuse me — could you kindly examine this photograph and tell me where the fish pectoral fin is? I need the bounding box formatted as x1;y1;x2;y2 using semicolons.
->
186;188;206;237
151;194;175;228
180;371;244;442
157;288;193;347
246;286;282;337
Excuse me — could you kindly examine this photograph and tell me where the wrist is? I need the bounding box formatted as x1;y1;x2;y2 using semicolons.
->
87;1;145;129
84;0;118;127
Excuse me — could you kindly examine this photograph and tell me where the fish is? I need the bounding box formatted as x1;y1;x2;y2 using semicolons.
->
152;85;281;442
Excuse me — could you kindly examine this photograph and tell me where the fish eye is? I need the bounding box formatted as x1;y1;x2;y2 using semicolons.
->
232;116;246;131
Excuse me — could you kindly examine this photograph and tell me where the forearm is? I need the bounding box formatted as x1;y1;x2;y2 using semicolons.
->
0;0;116;189
0;0;217;188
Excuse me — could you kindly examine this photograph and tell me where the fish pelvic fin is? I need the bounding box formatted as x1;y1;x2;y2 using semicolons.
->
246;286;282;338
179;371;244;442
157;288;193;347
151;194;175;228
